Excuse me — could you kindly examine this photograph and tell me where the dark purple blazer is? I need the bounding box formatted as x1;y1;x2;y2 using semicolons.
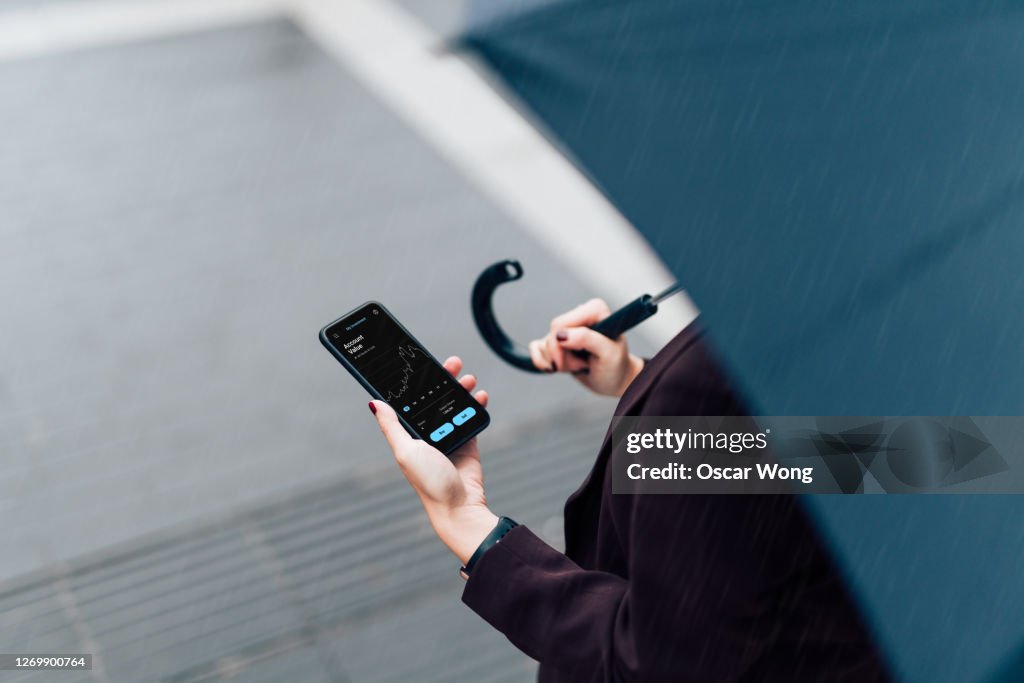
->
463;322;892;682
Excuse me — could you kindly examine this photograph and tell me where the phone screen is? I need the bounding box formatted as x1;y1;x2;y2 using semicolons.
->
321;303;488;451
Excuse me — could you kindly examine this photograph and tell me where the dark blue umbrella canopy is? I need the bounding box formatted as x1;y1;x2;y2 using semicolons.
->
462;2;1024;681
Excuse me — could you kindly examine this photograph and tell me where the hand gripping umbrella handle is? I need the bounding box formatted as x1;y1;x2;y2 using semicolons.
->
471;259;678;373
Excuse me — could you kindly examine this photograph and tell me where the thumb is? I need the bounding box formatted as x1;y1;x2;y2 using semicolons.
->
557;327;618;357
370;400;413;455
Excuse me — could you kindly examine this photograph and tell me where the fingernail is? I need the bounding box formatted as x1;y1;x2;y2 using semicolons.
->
550;361;557;372
368;401;377;415
556;330;568;342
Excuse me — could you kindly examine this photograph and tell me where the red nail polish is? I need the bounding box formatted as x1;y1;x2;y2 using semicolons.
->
556;330;568;342
368;402;377;415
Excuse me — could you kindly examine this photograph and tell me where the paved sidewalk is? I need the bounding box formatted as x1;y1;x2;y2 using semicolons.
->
0;7;628;681
0;16;608;582
0;409;609;683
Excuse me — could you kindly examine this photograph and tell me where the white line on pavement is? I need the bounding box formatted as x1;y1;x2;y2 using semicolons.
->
0;0;698;346
291;0;699;347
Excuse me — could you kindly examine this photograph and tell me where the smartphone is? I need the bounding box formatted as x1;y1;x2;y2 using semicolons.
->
319;302;490;455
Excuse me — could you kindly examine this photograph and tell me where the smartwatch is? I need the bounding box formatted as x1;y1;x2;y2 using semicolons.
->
459;516;519;579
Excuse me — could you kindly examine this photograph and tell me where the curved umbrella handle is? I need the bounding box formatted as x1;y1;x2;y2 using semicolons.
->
471;260;542;373
471;259;672;373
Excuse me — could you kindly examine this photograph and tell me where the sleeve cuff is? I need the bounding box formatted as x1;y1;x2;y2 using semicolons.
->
460;525;562;622
458;524;629;669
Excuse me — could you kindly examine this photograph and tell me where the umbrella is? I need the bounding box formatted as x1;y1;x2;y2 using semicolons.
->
459;2;1024;682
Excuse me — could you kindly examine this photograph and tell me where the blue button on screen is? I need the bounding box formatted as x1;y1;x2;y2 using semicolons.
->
452;407;477;426
429;423;454;442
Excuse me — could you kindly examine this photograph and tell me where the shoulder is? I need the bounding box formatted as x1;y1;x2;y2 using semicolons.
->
642;322;749;416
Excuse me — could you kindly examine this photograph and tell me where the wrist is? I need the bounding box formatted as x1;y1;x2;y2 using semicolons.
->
618;353;645;396
435;505;499;565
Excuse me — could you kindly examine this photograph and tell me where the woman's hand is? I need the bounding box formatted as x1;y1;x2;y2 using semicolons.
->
369;356;498;565
528;298;644;398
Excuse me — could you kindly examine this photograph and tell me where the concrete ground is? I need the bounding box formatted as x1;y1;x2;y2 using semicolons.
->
0;2;674;681
0;14;611;581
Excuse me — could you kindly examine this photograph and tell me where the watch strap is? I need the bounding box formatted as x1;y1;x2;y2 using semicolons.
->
460;516;519;579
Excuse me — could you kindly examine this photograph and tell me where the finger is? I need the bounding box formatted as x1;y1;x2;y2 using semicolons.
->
443;356;463;377
556;327;617;357
528;339;553;372
458;374;477;393
474;389;488;407
369;400;414;461
544;332;566;372
561;351;590;374
550;298;611;333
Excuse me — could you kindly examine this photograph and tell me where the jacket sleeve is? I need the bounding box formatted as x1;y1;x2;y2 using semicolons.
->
461;495;808;682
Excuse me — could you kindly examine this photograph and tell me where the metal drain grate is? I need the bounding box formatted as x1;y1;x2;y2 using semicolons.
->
0;409;607;683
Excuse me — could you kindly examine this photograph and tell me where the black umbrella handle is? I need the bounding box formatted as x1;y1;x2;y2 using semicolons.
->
471;259;663;373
